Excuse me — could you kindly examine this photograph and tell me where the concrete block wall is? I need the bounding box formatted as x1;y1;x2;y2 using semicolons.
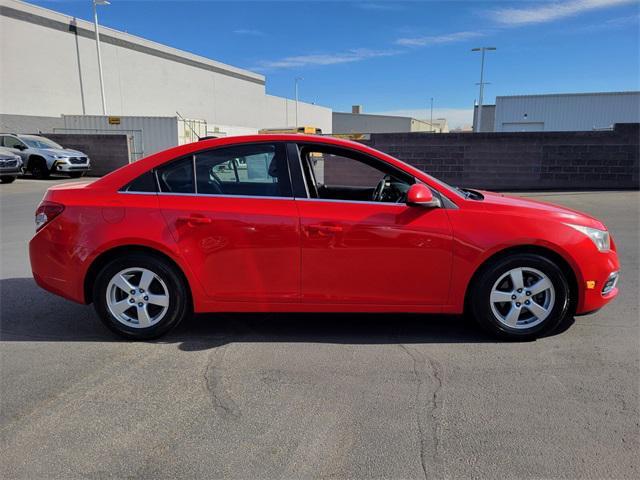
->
359;123;639;190
43;134;131;177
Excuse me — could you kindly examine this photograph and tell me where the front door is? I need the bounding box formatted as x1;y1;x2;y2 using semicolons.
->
294;144;454;305
157;142;300;303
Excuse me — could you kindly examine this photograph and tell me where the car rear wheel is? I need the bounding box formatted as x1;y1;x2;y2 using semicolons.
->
29;157;50;179
93;253;189;340
0;176;16;183
470;253;571;340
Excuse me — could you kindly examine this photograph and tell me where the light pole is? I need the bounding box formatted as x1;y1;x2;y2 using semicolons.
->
93;0;110;115
430;97;434;132
471;47;496;132
294;76;303;128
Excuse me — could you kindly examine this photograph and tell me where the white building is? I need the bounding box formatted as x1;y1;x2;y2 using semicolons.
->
474;91;640;132
333;106;448;135
0;0;331;137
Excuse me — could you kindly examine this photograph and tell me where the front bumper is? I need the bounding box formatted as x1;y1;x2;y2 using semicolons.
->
0;166;24;175
575;248;620;314
53;160;91;172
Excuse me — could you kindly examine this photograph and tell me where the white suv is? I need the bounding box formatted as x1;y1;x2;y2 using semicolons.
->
0;134;91;179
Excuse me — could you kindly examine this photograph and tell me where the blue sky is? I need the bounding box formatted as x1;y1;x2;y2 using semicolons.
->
30;1;640;127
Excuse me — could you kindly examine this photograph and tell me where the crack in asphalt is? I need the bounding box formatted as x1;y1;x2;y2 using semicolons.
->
398;344;444;480
203;345;242;419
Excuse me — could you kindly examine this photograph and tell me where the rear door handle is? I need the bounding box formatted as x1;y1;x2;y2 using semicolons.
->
177;215;212;227
306;224;343;235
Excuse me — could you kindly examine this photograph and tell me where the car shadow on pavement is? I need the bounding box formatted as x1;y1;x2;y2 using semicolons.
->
0;277;574;347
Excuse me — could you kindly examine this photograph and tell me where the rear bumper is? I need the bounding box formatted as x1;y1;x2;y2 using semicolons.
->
575;248;620;314
29;229;89;304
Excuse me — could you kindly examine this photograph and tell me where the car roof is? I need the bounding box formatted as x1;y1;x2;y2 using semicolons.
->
90;134;447;196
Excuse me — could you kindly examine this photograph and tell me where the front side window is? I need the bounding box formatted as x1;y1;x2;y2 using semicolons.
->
20;136;63;149
298;145;413;203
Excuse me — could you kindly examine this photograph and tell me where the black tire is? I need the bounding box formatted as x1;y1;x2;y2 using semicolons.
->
0;176;16;183
469;253;571;341
29;157;50;179
68;171;85;179
93;253;190;340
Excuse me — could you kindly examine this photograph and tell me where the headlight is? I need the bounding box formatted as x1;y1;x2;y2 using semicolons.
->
54;156;69;162
566;223;610;252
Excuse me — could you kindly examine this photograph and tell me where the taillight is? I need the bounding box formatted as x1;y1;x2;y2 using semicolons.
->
35;201;65;231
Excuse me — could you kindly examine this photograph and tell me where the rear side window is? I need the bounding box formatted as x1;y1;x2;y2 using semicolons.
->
156;157;195;194
3;136;25;149
121;171;157;193
194;143;291;197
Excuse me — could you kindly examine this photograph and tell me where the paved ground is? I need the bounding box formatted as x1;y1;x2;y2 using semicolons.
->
1;178;638;479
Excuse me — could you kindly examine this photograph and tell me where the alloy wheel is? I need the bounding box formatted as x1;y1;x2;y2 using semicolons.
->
106;267;170;328
489;267;555;329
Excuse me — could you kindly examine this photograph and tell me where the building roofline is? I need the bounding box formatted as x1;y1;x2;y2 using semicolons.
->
0;0;265;85
496;91;639;100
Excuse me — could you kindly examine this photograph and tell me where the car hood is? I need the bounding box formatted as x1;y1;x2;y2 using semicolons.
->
477;190;606;230
0;148;20;160
41;148;86;157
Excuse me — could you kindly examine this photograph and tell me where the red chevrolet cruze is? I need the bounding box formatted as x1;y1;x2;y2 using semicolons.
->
29;135;619;340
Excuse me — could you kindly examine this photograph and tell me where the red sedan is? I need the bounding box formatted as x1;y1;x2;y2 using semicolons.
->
29;135;619;340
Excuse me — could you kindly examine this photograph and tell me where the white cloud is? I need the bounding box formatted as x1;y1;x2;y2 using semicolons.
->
233;29;264;36
490;0;636;26
255;48;401;70
395;30;484;47
372;108;475;130
355;3;405;11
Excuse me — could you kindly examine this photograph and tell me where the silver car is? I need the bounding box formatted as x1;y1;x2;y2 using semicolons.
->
0;133;91;179
0;147;23;184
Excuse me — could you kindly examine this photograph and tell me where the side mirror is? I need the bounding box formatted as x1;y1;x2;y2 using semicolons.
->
406;183;441;208
14;144;27;151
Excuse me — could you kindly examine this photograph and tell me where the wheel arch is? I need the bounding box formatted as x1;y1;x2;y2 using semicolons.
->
83;244;194;308
27;154;48;170
463;244;580;314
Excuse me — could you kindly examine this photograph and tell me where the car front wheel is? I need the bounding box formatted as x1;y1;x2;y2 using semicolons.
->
29;157;50;179
93;253;190;340
470;253;571;340
0;176;16;183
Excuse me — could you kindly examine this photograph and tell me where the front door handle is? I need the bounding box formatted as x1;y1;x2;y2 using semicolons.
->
177;215;212;227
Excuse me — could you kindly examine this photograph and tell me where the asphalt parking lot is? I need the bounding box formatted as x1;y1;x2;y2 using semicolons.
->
1;178;638;479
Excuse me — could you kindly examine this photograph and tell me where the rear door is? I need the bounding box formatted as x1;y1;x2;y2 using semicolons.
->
157;142;301;303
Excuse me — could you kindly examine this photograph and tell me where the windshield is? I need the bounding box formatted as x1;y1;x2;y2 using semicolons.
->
21;136;63;149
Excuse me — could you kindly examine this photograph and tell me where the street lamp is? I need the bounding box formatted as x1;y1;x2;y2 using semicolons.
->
430;97;434;133
294;76;303;128
471;47;496;132
93;0;110;115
